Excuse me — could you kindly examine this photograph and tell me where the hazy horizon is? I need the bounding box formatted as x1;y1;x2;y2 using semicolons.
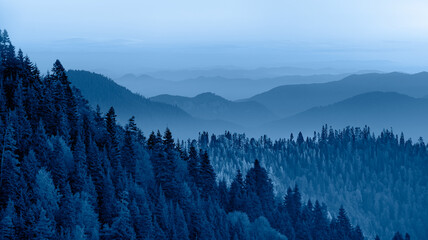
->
2;0;428;77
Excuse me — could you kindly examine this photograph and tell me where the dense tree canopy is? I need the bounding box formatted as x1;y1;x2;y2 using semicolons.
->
0;30;414;240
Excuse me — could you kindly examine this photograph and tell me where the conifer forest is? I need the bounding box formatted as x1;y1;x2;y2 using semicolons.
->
0;27;425;240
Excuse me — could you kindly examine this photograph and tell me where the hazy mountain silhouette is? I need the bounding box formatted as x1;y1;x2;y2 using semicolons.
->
263;91;428;139
68;70;243;138
151;92;278;126
145;66;356;81
246;72;428;117
116;73;346;100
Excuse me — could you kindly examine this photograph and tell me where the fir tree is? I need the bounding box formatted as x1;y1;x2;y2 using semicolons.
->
198;150;216;199
0;199;16;239
0;122;20;206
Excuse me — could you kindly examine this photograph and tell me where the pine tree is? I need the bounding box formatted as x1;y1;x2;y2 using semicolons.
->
21;150;39;188
70;134;88;193
174;204;190;240
74;192;100;240
122;117;137;176
198;150;216;199
105;107;121;172
245;159;274;219
187;143;199;183
351;225;364;240
0;121;20;207
392;232;404;240
111;200;136;240
150;130;178;200
56;183;75;232
284;185;302;227
228;169;246;212
33;169;60;224
337;206;352;239
32;121;52;168
312;200;329;240
49;136;70;194
99;170;117;225
0;199;16;239
11;86;32;156
33;207;56;240
129;199;153;240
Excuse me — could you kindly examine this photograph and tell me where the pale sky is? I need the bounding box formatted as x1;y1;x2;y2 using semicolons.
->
1;0;428;75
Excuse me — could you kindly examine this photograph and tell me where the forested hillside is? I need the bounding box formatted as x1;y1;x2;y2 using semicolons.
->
203;128;427;239
0;30;413;240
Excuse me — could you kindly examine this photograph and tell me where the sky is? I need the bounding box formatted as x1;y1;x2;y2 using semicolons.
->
1;0;428;76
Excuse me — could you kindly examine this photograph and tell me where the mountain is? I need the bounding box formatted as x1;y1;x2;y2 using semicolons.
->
115;74;347;100
145;66;355;81
264;92;428;139
151;92;278;127
68;70;242;138
246;72;428;117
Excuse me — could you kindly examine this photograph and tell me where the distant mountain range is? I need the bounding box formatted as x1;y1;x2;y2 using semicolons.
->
67;70;242;138
245;72;428;117
69;70;428;140
263;91;428;139
115;74;347;100
150;92;277;127
143;66;365;81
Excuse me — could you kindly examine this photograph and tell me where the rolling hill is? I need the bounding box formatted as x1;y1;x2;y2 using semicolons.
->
151;92;278;127
246;72;428;117
115;74;346;100
67;70;243;138
263;91;428;139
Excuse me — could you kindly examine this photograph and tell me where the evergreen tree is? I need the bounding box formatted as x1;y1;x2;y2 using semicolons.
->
99;171;117;225
312;200;329;240
174;204;190;240
0;122;20;207
105;107;121;172
32;121;52;168
198;150;216;199
70;134;88;193
21;150;39;189
337;206;352;239
245;159;274;219
49;136;70;194
0;199;16;239
111;200;136;240
34;207;56;240
33;169;60;224
122;117;137;176
56;183;75;232
228;169;246;212
392;232;404;240
187;143;199;183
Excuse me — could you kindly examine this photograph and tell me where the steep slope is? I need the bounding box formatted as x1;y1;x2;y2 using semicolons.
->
247;72;428;117
151;92;278;126
68;70;242;138
264;92;428;139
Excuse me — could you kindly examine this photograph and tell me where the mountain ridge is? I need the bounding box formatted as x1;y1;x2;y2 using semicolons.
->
150;92;278;127
245;72;428;117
